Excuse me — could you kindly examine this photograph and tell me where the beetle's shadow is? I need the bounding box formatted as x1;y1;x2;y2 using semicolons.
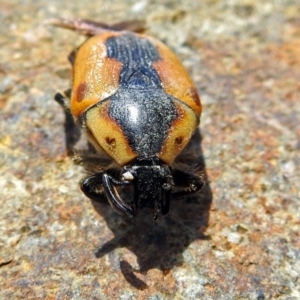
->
89;129;212;289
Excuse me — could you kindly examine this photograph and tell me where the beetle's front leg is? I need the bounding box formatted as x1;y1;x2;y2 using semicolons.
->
80;172;107;204
102;173;135;217
172;168;205;199
81;171;135;217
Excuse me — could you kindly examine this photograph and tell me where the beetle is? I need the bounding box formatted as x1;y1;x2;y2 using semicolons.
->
52;18;204;219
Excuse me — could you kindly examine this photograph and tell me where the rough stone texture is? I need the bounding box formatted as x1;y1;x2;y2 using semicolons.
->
0;1;299;299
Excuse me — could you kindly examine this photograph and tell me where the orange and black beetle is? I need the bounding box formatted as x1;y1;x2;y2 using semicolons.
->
52;18;204;219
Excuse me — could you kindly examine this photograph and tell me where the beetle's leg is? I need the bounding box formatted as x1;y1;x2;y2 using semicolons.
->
102;173;135;218
81;172;133;212
54;92;81;155
50;18;145;36
54;91;70;111
80;173;107;204
172;169;205;199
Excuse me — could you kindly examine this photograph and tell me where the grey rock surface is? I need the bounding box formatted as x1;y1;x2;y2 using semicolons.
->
0;0;299;299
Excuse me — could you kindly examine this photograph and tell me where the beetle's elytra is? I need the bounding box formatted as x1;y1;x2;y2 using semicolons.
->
52;18;204;219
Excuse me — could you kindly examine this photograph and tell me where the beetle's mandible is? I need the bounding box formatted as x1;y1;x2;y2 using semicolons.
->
52;18;204;219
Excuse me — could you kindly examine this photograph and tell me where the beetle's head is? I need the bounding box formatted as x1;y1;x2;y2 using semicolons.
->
122;158;174;219
89;158;174;220
81;157;204;219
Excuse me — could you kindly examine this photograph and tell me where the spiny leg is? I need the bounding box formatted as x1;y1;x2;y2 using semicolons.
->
172;168;205;199
102;173;135;217
81;169;125;202
80;172;107;204
81;171;135;217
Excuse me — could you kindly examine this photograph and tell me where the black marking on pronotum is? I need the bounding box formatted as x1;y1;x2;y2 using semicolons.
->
108;88;178;159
